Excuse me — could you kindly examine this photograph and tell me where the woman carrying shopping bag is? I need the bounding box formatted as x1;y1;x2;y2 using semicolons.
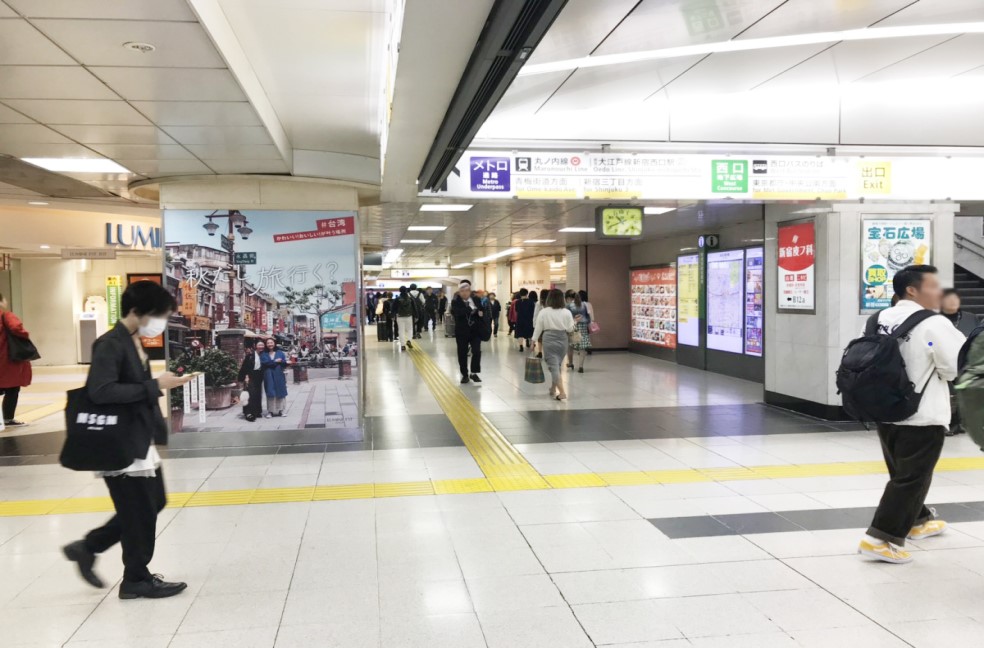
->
533;289;576;401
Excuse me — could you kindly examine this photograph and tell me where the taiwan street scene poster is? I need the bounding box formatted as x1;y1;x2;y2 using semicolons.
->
163;209;360;435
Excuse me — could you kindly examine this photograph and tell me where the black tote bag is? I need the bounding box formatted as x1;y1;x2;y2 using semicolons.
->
1;312;40;362
59;387;133;472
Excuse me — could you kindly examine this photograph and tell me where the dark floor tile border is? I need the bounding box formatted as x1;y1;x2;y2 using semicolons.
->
650;500;984;539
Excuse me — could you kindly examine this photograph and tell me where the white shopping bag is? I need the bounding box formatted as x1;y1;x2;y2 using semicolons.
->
239;390;249;406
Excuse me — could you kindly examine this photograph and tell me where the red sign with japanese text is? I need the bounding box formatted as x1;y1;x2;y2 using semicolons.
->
631;266;677;348
777;220;815;311
273;217;355;243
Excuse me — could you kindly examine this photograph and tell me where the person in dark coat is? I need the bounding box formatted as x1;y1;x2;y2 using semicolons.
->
237;339;266;422
261;337;288;417
514;288;537;352
942;288;980;337
488;292;502;337
63;281;193;599
450;280;486;384
0;291;33;426
438;292;448;323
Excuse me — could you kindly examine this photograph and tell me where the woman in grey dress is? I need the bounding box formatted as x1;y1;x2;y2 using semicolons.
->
532;289;576;401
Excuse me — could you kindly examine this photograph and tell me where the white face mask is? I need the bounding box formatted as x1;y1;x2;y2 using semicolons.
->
139;316;167;338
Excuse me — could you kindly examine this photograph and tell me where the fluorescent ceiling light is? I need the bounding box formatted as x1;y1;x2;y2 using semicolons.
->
523;239;556;243
644;207;675;215
22;157;131;173
474;248;524;263
400;239;432;244
28;201;49;206
407;225;448;231
559;227;595;233
383;248;403;264
518;22;984;76
420;204;473;212
39;245;50;249
451;262;473;269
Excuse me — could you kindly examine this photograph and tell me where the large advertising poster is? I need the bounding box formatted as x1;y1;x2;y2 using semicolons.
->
164;210;360;434
631;266;677;348
744;248;764;357
677;254;700;346
777;220;816;312
706;249;745;354
861;218;931;311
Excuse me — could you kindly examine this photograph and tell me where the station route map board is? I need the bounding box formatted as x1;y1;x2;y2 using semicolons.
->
631;266;677;348
706;249;745;354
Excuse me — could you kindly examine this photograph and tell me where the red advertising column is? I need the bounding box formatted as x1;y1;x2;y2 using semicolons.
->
777;220;816;312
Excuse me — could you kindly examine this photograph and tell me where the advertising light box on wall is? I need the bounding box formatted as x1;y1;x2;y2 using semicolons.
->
777;219;816;312
744;248;764;357
676;254;700;347
706;249;745;354
861;218;931;311
631;266;677;348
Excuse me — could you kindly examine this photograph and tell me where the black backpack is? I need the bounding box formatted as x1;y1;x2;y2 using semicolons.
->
836;309;937;424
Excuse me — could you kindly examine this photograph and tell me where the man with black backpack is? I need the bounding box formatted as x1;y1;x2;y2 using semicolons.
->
391;286;420;352
839;265;964;564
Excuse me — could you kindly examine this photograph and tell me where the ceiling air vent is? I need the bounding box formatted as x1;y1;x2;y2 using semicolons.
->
417;0;568;192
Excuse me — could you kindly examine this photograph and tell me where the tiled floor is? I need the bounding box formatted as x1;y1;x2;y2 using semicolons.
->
2;332;984;646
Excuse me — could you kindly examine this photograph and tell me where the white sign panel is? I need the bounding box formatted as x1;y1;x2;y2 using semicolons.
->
706;249;745;354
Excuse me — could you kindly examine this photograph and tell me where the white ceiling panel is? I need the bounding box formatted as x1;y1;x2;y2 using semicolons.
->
4;0;196;20
860;34;984;82
0;67;117;100
0;104;32;123
526;0;640;65
87;144;196;160
90;68;247;102
2;99;152;125
119;159;213;176
0;3;16;17
593;0;780;56
488;71;572;117
34;20;227;68
663;44;831;97
50;125;177;145
201;159;290;174
827;35;955;84
0;181;44;197
267;100;376;155
129;101;261;127
0;19;74;64
0;123;72;144
161;126;273;146
842;92;984;146
0;142;102;158
737;0;914;39
544;57;704;112
185;144;284;160
876;0;984;27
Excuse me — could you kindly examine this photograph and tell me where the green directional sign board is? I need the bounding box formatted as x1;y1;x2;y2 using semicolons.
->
234;252;257;265
711;160;748;194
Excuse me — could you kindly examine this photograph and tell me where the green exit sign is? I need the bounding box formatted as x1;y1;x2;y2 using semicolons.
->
711;160;748;194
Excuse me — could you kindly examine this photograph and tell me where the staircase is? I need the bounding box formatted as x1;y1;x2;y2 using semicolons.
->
955;264;984;316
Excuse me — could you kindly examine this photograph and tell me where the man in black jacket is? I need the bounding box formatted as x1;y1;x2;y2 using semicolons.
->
238;338;266;421
450;280;486;384
63;280;192;599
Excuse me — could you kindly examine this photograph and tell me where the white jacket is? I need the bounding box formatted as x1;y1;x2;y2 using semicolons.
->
870;299;966;426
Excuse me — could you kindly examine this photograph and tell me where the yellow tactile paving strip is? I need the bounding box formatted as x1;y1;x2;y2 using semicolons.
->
3;456;984;517
405;345;549;491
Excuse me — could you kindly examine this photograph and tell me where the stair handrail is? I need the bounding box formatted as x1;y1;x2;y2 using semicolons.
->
955;233;984;263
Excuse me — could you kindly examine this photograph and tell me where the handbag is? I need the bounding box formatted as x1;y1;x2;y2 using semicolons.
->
568;328;582;345
588;321;601;334
59;387;133;472
524;356;545;384
1;311;41;362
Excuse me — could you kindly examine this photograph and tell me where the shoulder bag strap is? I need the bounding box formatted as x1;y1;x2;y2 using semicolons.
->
891;309;937;340
864;311;882;336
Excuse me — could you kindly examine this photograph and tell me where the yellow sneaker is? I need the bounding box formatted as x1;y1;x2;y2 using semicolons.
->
909;519;947;540
858;539;913;564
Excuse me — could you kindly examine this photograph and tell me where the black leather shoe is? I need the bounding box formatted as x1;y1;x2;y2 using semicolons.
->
63;540;104;588
119;575;187;600
470;374;482;383
460;375;470;384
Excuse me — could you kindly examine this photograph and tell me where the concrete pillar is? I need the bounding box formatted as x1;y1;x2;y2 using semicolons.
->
764;201;958;418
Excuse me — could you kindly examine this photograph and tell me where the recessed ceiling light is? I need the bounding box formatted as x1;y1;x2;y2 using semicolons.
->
407;225;448;231
122;41;156;53
383;249;403;264
452;262;473;269
22;157;131;174
518;22;984;76
28;201;49;206
644;207;675;215
39;245;50;249
474;248;524;263
420;204;473;212
523;239;556;243
400;239;432;244
559;227;595;233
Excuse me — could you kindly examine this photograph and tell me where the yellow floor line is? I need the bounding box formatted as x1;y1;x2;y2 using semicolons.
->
15;400;67;424
406;346;549;491
3;456;984;517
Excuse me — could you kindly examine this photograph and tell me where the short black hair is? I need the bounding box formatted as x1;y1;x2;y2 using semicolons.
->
121;280;176;317
519;288;529;297
943;288;960;298
409;283;417;290
893;265;937;299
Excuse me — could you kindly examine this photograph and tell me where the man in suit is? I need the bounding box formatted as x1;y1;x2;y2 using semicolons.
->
450;280;487;384
238;338;265;422
62;281;193;599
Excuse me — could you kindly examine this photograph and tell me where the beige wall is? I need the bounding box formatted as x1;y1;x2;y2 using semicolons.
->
511;258;552;293
14;256;163;366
